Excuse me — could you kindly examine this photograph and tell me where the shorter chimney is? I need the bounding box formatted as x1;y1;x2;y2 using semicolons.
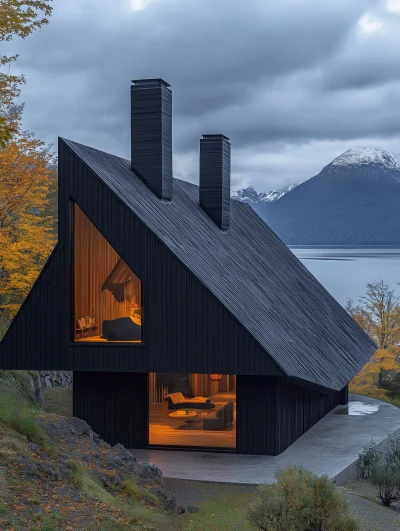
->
131;79;172;200
199;134;231;230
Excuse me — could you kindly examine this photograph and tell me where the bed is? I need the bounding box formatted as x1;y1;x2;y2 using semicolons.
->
101;315;141;341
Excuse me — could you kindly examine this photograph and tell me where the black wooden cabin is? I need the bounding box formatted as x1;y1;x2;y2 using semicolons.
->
0;79;377;455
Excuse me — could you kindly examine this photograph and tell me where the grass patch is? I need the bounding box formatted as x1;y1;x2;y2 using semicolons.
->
122;478;159;505
87;516;128;531
0;391;46;446
36;509;66;531
182;493;254;531
68;460;115;504
0;499;8;515
0;430;31;464
84;476;115;505
42;386;73;417
68;460;85;488
0;370;39;404
67;462;178;530
0;431;30;454
116;497;178;531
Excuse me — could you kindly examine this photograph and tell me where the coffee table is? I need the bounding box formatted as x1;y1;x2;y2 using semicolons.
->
169;410;198;429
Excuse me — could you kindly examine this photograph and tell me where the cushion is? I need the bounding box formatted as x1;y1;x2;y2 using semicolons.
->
77;317;87;329
88;316;96;325
129;315;141;326
190;397;209;403
166;392;185;404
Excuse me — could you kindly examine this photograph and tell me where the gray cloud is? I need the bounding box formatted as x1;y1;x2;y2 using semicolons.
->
7;0;400;192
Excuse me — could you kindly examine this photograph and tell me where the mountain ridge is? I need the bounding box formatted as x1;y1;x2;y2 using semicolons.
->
251;147;400;245
231;184;297;204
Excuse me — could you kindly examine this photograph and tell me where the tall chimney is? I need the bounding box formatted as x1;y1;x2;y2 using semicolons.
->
199;134;231;230
131;79;172;200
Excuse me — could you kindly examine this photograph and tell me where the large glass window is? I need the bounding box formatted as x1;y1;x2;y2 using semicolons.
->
73;204;142;342
148;373;236;449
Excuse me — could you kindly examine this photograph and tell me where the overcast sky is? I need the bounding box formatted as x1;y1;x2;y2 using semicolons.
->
5;0;400;191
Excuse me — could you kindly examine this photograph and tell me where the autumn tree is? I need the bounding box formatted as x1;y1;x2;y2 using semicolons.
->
345;280;400;350
0;0;53;146
0;104;56;337
348;280;400;401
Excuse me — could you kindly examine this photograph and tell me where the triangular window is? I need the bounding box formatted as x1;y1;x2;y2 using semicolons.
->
73;204;142;342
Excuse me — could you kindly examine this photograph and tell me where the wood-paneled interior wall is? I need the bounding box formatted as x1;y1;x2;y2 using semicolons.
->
190;374;236;397
148;373;236;403
74;204;141;338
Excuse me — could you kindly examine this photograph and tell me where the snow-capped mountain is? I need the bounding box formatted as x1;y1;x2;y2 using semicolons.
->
231;184;297;204
254;147;400;245
326;147;400;172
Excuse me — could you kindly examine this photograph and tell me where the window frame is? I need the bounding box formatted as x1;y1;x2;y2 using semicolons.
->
70;200;144;346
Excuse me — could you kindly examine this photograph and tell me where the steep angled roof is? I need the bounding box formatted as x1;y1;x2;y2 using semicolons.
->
63;138;377;391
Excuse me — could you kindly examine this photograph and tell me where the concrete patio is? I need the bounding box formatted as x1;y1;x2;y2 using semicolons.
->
131;394;400;485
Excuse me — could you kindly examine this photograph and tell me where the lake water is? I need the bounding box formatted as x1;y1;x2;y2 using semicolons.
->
290;247;400;306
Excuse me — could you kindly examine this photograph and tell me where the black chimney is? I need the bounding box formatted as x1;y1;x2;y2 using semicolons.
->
199;134;231;230
131;79;172;200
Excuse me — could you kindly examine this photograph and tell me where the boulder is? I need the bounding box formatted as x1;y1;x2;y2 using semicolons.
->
28;442;41;452
138;462;163;483
23;461;38;477
38;462;60;481
54;417;94;438
185;505;199;514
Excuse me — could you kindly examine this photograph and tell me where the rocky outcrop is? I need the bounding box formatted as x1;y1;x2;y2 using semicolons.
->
40;371;73;388
32;416;177;512
0;413;178;529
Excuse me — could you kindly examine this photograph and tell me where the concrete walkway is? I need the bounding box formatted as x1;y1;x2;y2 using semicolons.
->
131;395;400;485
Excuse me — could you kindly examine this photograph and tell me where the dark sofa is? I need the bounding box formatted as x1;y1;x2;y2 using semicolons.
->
203;401;234;430
165;392;215;410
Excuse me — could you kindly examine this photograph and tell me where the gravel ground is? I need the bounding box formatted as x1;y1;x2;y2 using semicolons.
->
340;480;400;531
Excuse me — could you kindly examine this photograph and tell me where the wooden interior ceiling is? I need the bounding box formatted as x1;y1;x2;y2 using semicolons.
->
73;204;141;340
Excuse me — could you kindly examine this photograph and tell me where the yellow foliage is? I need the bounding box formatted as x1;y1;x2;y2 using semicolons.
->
0;130;56;323
350;348;400;403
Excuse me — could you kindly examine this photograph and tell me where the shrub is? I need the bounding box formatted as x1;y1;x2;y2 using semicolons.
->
357;440;380;479
247;465;359;531
386;432;400;468
370;458;400;506
357;433;400;506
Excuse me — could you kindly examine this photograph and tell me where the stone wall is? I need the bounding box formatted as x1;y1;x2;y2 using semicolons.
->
40;371;73;388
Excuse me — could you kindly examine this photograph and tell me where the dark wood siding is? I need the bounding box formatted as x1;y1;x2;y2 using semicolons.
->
0;245;64;370
0;140;282;377
73;371;148;448
338;384;348;405
237;376;345;455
